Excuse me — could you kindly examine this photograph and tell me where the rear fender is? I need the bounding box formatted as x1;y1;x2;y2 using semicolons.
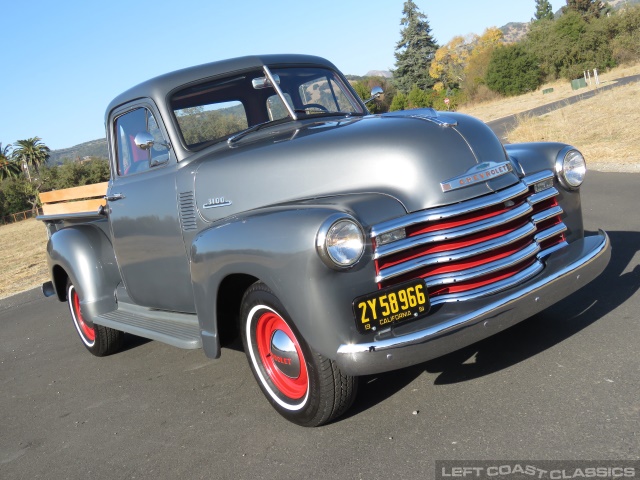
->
47;224;121;321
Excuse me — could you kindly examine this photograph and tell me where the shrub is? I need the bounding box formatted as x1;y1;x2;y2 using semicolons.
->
486;44;542;96
389;91;408;111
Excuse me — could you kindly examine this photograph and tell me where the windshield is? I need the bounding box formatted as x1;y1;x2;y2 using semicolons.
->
171;66;363;150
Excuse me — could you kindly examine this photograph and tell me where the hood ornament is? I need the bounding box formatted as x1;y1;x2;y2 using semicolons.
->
382;108;457;127
441;161;513;192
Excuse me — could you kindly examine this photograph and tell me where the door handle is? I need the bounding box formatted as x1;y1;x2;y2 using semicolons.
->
105;193;125;201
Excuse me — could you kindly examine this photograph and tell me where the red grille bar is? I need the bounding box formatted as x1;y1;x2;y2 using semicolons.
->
372;174;566;304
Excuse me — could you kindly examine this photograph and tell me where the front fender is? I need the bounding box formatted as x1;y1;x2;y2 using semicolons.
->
506;142;584;242
190;194;406;359
47;224;121;321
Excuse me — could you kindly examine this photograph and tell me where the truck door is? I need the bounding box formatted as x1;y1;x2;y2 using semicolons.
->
107;103;195;313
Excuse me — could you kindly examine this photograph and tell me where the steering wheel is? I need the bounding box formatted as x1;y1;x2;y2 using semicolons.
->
297;103;329;113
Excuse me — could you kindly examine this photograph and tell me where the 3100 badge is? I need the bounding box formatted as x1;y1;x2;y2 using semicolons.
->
352;279;430;334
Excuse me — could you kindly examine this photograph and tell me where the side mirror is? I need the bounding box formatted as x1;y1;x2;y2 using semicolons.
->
134;131;171;151
364;86;384;105
134;131;155;150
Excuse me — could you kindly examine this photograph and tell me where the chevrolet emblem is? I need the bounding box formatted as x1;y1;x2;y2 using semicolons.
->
440;161;513;192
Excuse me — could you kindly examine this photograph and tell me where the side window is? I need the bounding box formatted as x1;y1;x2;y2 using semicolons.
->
174;101;248;148
147;113;170;166
115;107;169;176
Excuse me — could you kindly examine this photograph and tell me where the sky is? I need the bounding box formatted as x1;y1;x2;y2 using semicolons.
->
1;0;537;150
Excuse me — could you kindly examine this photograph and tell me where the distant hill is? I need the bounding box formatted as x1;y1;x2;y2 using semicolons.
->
365;70;392;78
593;0;640;10
553;0;640;16
48;138;108;165
499;0;640;44
345;70;392;82
500;22;530;43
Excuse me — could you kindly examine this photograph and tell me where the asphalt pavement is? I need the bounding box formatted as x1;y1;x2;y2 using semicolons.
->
1;171;638;480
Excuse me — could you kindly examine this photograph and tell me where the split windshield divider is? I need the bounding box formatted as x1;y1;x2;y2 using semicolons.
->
227;65;298;146
264;65;298;122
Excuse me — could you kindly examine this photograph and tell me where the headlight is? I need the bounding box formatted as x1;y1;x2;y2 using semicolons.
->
556;149;586;190
316;215;365;269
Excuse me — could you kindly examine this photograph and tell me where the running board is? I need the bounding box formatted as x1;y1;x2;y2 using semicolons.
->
93;301;201;349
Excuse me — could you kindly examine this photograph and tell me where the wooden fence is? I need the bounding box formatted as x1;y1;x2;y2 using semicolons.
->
0;208;43;225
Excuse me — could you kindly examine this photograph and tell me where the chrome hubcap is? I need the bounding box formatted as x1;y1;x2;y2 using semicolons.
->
270;329;301;378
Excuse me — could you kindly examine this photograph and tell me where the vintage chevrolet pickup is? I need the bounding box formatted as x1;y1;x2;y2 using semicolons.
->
39;54;610;426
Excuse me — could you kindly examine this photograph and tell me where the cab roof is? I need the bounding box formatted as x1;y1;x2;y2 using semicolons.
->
105;54;338;121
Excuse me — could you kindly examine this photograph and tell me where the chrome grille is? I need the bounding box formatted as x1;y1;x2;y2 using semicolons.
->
372;170;567;305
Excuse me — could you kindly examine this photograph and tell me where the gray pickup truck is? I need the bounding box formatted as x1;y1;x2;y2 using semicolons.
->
39;54;610;426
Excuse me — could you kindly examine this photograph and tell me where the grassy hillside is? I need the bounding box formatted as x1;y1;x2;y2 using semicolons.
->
507;80;640;171
0;219;48;299
48;138;108;165
459;63;640;122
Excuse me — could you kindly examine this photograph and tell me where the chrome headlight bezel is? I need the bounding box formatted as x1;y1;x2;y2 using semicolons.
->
316;214;365;270
555;147;587;190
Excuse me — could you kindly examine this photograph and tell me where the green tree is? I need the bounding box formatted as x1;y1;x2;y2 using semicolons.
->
407;85;432;108
39;158;111;191
524;10;614;80
564;0;604;18
352;77;396;113
486;44;542;96
84;158;111;184
393;0;438;92
0;143;21;180
352;81;370;103
610;5;640;63
12;137;50;181
1;177;39;215
389;91;408;111
534;0;555;21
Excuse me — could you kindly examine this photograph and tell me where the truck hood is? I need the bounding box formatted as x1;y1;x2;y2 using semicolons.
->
193;109;521;224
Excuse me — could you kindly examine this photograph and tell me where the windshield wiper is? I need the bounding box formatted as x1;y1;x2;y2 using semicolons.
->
227;118;293;146
293;110;363;117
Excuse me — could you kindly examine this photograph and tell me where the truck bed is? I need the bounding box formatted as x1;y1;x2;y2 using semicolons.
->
37;182;108;220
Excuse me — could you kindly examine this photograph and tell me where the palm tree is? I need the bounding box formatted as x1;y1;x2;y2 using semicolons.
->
12;137;50;181
0;142;21;180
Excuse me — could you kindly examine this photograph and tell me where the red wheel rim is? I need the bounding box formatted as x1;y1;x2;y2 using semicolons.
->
72;288;95;342
255;312;308;400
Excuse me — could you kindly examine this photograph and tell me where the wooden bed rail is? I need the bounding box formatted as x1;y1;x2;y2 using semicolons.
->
39;182;109;216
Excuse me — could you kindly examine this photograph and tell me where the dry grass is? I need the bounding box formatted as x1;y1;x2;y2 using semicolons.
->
507;80;640;169
459;63;640;122
0;219;49;299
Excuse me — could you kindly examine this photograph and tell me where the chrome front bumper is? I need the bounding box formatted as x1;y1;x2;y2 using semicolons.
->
336;230;611;376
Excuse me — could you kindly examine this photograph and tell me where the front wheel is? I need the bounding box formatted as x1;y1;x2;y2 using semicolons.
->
67;280;124;357
240;282;357;427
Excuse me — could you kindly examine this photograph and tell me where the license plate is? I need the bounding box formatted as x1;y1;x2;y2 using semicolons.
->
353;279;430;334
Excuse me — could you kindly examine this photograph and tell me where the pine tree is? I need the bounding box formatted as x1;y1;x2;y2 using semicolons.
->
564;0;604;18
393;1;438;93
533;0;555;21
